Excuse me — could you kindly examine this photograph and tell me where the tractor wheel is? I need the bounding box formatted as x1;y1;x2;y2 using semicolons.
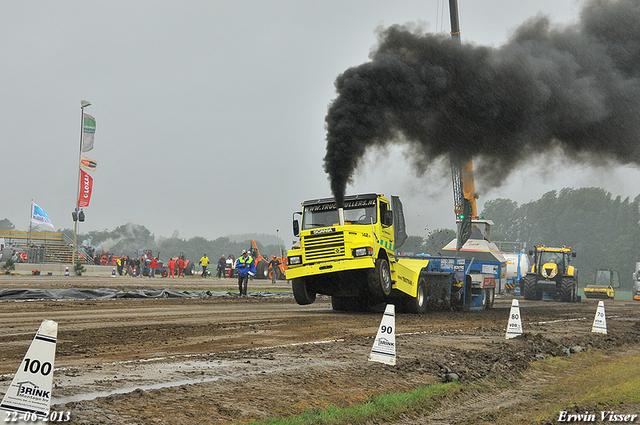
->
256;260;269;279
161;270;168;278
185;261;195;276
522;274;541;300
560;276;576;302
292;278;316;305
405;277;428;314
368;258;392;298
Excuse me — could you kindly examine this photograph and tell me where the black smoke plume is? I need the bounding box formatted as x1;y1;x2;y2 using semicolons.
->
324;0;640;207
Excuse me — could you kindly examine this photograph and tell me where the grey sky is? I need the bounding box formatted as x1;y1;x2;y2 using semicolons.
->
2;0;638;246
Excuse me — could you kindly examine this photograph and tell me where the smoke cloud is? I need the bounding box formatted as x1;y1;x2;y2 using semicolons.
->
324;0;640;206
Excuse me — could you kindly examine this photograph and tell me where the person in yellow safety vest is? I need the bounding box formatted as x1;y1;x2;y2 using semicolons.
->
235;250;256;296
199;254;210;278
116;257;123;275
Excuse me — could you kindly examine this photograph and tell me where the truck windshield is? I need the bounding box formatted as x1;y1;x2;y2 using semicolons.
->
302;199;377;230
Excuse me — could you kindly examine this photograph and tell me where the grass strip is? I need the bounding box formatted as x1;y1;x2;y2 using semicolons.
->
526;348;640;422
241;382;461;425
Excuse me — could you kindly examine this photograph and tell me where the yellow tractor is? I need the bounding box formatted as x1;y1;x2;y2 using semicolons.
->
522;245;579;302
583;268;619;300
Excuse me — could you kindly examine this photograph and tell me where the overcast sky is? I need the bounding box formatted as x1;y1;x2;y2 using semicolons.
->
2;0;639;245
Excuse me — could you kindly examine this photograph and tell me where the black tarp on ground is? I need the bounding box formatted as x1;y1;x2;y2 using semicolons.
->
0;288;288;300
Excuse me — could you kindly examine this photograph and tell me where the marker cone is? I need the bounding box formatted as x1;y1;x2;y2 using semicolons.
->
591;300;607;334
1;319;58;420
369;304;396;365
505;299;523;339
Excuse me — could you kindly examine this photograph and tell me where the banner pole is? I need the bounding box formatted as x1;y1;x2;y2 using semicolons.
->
73;102;89;266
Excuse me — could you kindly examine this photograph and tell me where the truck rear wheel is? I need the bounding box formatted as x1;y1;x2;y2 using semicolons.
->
369;258;392;298
560;276;576;302
405;277;428;314
292;278;316;305
522;274;541;300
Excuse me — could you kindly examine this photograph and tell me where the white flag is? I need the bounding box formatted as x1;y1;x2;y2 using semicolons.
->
81;113;96;152
31;202;55;229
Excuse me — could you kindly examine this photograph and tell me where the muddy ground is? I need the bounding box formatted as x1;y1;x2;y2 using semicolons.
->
1;275;639;425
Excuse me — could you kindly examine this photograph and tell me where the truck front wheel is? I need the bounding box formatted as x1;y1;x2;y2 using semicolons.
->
292;278;316;305
369;259;392;298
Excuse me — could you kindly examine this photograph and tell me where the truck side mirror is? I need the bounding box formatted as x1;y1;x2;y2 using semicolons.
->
572;252;577;258
528;250;533;256
293;220;299;237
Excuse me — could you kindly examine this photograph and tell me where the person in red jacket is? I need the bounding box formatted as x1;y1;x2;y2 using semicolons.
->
148;257;158;278
177;257;185;277
168;257;176;278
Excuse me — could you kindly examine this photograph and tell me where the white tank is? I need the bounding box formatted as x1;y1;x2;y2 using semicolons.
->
503;252;529;280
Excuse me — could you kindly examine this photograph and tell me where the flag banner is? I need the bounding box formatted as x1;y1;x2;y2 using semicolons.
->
81;113;96;152
31;202;55;229
78;170;94;207
80;155;98;172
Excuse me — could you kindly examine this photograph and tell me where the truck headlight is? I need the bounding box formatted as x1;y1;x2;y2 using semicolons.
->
353;247;373;257
287;256;302;266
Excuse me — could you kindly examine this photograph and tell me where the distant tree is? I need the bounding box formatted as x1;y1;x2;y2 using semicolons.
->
0;218;15;231
399;236;425;254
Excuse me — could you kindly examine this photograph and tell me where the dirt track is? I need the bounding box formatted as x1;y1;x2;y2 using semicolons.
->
1;275;640;424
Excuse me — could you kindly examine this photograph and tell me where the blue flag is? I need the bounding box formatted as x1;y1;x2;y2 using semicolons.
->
31;202;55;229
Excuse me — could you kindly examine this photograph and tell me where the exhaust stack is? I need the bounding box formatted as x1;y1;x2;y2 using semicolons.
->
338;208;345;226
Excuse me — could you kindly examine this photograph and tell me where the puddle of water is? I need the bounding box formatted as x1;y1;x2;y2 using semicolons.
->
52;376;222;404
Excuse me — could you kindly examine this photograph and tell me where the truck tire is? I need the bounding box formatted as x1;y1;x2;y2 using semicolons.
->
560;276;576;302
256;260;269;279
522;274;541;300
405;277;428;314
292;278;316;305
369;258;392;298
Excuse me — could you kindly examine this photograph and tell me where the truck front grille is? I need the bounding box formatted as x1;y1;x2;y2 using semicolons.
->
303;231;345;262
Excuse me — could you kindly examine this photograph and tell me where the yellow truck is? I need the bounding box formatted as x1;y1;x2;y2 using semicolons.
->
285;193;496;312
583;268;619;300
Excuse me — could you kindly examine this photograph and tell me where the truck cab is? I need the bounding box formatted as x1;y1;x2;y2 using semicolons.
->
286;194;399;309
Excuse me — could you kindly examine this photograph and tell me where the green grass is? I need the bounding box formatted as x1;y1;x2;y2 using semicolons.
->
240;382;461;425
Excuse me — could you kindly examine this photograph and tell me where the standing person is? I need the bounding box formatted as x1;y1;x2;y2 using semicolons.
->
199;254;210;277
217;254;226;278
168;257;176;278
177;257;185;277
149;257;158;278
235;250;255;296
268;255;280;284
